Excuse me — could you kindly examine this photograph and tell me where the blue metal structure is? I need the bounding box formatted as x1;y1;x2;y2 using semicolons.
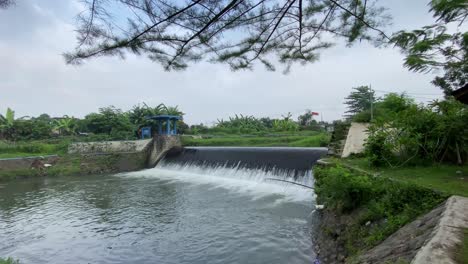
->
146;115;181;135
141;126;152;139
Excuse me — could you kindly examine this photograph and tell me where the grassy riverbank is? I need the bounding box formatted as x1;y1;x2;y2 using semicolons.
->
0;152;147;182
0;140;69;159
314;163;448;262
181;131;329;147
456;228;468;264
329;157;468;197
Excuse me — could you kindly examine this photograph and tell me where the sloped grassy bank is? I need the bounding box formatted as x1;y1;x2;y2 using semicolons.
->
313;164;448;263
0;153;147;182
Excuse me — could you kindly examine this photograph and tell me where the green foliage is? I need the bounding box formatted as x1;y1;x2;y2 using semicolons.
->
0;140;69;158
334;157;468;197
11;119;53;140
314;165;447;252
0;108;16;139
297;110;321;130
84;106;133;136
365;98;468;166
0;257;19;264
315;166;373;212
53;116;78;135
272;112;299;132
391;0;467;94
454;228;468;264
210;113;304;134
350;92;414;122
345;86;376;118
216;114;267;133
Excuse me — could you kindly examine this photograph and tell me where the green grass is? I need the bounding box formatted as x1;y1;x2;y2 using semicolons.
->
0;257;19;264
455;228;468;264
181;132;329;147
314;164;447;258
330;157;468;197
0;140;69;159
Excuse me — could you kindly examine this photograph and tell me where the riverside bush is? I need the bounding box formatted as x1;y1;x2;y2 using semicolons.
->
314;165;447;251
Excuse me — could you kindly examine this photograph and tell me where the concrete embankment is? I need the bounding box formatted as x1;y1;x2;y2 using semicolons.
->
0;136;182;180
358;196;468;264
315;195;468;264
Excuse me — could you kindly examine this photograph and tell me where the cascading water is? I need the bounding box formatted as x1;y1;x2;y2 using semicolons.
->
143;146;328;203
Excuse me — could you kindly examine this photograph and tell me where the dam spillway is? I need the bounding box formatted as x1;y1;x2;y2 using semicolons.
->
161;146;328;174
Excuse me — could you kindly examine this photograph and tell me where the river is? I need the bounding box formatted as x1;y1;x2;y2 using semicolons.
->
0;163;318;264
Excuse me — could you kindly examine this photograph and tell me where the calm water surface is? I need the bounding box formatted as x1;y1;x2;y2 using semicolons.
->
0;165;318;264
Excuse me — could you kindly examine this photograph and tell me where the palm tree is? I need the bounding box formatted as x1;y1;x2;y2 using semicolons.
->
163;105;184;117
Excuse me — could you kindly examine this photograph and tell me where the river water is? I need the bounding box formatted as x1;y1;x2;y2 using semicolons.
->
0;164;318;264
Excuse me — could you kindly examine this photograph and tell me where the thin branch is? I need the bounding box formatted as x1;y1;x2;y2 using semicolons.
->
78;0;97;48
250;0;297;61
71;0;204;60
327;0;390;40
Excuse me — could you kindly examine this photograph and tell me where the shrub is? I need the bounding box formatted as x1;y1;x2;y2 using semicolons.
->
314;164;447;252
0;257;19;264
314;166;374;212
365;99;467;167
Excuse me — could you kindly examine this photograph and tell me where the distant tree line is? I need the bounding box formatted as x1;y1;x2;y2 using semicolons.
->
188;112;327;135
0;103;184;141
0;104;328;141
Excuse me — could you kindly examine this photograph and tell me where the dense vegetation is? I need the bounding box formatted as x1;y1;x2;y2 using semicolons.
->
0;102;329;154
342;86;467;167
0;103;184;141
314;164;447;255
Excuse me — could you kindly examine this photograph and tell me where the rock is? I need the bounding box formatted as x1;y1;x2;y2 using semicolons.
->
31;159;44;169
365;221;371;226
44;163;52;167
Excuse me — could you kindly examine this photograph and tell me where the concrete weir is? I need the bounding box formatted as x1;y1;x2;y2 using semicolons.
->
67;135;182;169
162;146;328;174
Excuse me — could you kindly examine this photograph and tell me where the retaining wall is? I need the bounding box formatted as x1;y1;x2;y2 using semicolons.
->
68;139;152;154
341;122;369;158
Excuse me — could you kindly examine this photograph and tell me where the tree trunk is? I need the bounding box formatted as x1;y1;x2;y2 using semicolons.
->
455;142;462;165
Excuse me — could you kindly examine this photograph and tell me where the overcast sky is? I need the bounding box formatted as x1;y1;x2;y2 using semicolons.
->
0;0;444;125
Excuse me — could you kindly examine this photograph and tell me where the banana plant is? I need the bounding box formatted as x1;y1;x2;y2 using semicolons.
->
53;116;76;135
0;107;15;139
0;107;14;127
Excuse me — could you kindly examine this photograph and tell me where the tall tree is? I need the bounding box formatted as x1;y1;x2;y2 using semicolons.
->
391;0;468;95
66;0;390;71
344;85;375;116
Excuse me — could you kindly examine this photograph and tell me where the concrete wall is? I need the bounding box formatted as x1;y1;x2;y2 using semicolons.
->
147;135;182;167
68;139;152;154
341;122;369;158
68;137;181;169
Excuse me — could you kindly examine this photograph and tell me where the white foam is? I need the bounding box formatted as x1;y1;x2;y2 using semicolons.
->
119;163;316;204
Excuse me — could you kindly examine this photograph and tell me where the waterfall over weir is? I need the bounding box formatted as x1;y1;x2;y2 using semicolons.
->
155;147;328;192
